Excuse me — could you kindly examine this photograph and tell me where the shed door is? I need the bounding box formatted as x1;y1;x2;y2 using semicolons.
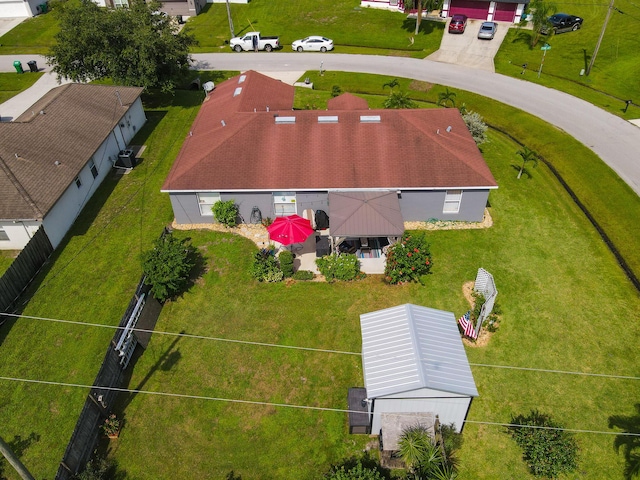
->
449;0;490;19
493;2;517;21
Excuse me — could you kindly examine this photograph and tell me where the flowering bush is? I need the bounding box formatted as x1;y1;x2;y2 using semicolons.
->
316;254;360;282
384;233;432;285
250;248;283;282
102;414;120;436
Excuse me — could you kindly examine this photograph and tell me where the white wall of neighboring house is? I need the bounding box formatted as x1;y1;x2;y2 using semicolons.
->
41;98;146;249
0;221;41;250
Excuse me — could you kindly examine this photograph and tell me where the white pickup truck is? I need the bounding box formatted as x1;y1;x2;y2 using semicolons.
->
229;32;280;52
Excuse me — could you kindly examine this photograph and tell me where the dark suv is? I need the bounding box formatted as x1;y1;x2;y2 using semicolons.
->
542;13;583;34
448;14;468;34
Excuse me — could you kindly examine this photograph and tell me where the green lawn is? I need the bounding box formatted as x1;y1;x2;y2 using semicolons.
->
494;0;640;118
0;75;639;479
0;250;19;276
185;0;443;57
0;11;59;54
0;71;43;104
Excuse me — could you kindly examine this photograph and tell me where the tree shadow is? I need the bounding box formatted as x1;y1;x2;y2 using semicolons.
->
401;17;439;35
0;432;40;477
509;164;534;179
609;403;640;480
511;29;534;48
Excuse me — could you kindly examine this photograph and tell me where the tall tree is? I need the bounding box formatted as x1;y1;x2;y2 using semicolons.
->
47;0;196;92
528;0;557;47
411;0;443;35
516;145;539;179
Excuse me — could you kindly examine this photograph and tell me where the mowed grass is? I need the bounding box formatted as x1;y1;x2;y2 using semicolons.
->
185;0;443;56
494;0;640;118
0;12;59;54
0;75;638;478
0;71;43;104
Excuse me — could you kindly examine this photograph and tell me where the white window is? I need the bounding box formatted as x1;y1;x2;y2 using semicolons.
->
197;192;220;216
273;192;296;216
75;176;82;189
89;158;98;179
113;0;129;8
0;227;9;241
443;190;462;214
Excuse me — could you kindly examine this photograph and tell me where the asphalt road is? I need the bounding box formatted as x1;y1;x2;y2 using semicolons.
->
2;52;639;197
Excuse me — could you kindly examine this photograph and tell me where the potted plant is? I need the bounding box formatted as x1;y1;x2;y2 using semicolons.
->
102;413;120;439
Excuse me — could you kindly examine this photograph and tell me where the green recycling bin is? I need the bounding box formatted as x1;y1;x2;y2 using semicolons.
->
13;60;24;74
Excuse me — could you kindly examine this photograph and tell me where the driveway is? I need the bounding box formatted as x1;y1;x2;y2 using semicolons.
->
427;19;509;72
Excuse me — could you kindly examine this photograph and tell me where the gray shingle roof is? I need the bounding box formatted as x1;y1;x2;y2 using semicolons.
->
0;83;143;220
360;304;479;398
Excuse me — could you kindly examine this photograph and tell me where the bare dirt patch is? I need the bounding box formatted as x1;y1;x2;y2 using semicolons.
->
461;280;494;347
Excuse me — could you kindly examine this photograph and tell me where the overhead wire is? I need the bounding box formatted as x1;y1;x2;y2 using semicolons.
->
0;374;638;438
4;312;640;381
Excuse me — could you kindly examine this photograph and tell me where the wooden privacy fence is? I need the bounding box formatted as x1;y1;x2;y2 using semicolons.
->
0;227;52;318
55;276;162;480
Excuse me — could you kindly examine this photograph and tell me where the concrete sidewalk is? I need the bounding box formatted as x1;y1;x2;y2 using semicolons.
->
1;70;70;121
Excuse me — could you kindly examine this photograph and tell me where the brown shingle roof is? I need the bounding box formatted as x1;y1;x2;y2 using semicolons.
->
162;71;496;193
0;84;143;220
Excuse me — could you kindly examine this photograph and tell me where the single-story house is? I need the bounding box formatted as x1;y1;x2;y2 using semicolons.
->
360;0;528;23
162;71;497;254
359;304;478;434
0;0;43;18
0;83;145;250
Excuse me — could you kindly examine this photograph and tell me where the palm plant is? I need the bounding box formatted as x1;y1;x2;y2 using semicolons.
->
609;403;640;479
529;0;557;46
398;424;458;479
437;88;456;108
516;146;539;179
384;91;417;109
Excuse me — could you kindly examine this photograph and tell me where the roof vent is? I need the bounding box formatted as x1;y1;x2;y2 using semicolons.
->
275;116;296;124
238;74;246;84
446;125;452;132
221;120;226;127
360;115;381;123
233;87;242;97
54;160;61;166
318;115;338;124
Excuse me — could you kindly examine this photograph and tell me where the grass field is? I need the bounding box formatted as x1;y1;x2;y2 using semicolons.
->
0;11;58;55
0;74;638;479
0;71;43;104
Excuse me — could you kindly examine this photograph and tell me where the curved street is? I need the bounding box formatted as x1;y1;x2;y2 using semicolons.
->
2;52;640;196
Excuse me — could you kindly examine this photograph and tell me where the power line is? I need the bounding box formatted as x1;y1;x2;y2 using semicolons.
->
0;375;638;438
4;312;640;381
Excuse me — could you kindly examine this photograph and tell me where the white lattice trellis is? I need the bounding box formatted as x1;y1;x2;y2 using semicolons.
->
474;268;497;337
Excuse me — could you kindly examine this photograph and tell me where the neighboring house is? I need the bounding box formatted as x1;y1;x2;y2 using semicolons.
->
162;70;497;254
0;84;145;250
360;0;528;23
359;304;479;435
0;0;44;17
92;0;206;16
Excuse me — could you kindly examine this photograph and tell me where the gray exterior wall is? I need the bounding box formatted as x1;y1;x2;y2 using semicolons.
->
399;189;490;222
170;189;488;224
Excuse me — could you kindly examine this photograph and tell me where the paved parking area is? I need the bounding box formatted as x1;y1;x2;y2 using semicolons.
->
427;19;510;72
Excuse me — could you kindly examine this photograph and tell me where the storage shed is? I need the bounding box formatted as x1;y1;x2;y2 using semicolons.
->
360;304;478;434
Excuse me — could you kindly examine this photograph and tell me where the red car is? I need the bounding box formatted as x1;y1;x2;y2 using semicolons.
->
448;14;468;33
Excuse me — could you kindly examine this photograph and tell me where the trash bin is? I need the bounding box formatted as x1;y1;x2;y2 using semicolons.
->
27;60;38;73
39;2;48;13
13;60;23;74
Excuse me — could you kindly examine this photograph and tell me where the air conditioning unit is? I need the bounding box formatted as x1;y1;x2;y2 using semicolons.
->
115;149;136;169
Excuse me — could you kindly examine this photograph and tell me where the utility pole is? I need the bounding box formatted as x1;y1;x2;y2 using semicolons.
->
225;0;235;38
586;0;614;75
0;434;36;480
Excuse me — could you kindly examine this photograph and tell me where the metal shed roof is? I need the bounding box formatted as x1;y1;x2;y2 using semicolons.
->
360;304;478;398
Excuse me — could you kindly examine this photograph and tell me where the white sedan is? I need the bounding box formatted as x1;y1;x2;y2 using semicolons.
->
291;36;334;52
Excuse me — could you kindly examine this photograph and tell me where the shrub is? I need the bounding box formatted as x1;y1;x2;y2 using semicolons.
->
331;85;343;97
212;200;239;227
384;233;432;284
250;248;283;282
293;270;314;281
261;216;273;227
462;110;488;145
508;410;579;478
316;254;360;282
325;460;385;480
278;250;294;278
141;232;196;302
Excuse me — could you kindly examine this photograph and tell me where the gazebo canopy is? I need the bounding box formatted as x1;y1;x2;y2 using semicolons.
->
329;191;404;237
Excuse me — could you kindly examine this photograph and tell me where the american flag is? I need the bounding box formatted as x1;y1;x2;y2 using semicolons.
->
458;311;477;339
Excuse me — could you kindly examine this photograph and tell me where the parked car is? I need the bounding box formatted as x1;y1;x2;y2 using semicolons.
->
477;21;497;40
542;13;583;34
448;14;468;34
229;32;280;52
291;36;334;52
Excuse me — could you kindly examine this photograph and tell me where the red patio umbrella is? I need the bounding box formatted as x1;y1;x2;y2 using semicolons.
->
267;214;314;246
